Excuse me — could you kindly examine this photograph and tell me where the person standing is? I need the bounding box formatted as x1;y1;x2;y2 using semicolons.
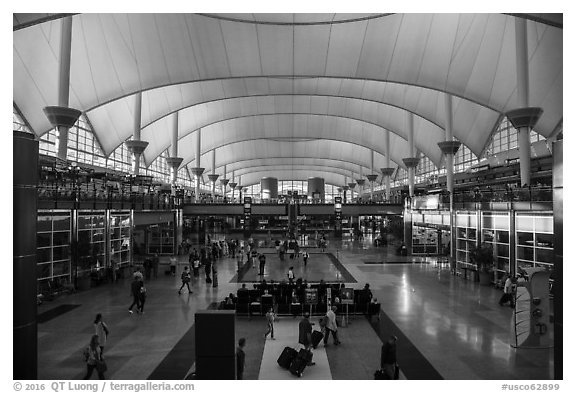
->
179;266;193;294
380;335;398;379
128;276;143;314
287;266;295;284
258;253;266;276
152;253;159;279
323;306;341;346
298;313;315;366
302;250;309;267
83;335;105;380
204;253;213;283
169;254;177;276
264;307;276;340
143;257;152;280
236;337;246;380
93;314;109;356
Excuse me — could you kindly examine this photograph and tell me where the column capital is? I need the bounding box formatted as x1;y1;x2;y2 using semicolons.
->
437;141;461;155
380;167;395;177
235;184;243;191
402;157;420;168
43;106;82;129
356;178;366;186
366;174;378;182
189;167;205;177
166;157;184;169
347;182;357;190
207;174;220;182
506;107;543;129
228;182;237;189
219;178;229;187
337;187;343;193
125;140;149;155
342;185;350;191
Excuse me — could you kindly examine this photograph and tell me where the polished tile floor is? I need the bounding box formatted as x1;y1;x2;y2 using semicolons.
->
36;234;554;380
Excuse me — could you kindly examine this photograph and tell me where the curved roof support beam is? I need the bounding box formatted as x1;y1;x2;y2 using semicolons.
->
144;113;440;168
174;136;405;172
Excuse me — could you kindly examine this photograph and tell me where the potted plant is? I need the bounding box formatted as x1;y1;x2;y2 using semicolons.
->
470;242;494;286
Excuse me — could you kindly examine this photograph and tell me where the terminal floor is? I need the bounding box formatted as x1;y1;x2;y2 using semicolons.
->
37;238;553;380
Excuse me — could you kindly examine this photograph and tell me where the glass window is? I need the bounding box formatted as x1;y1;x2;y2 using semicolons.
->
517;246;534;261
517;232;533;246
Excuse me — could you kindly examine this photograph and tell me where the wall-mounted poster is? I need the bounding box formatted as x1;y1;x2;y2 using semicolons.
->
340;288;354;304
305;288;318;305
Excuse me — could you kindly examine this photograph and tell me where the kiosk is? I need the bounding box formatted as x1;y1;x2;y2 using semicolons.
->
510;267;553;348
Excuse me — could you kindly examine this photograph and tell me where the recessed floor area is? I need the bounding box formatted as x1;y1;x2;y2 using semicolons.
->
36;237;554;380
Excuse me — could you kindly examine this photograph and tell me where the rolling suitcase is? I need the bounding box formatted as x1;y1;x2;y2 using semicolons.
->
277;347;298;369
289;349;313;377
311;330;324;348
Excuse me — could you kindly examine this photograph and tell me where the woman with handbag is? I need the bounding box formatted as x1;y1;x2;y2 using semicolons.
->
83;335;106;380
93;314;109;356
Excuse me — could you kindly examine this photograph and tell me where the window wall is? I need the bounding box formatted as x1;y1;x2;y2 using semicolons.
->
37;212;72;282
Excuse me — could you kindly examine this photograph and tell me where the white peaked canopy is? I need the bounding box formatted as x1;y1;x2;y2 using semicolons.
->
13;13;563;187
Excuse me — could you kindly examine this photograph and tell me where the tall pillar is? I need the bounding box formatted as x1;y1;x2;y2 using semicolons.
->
236;175;243;202
43;16;81;161
166;113;184;194
403;113;419;197
505;18;543;187
380;168;394;202
14;131;39;379
438;94;461;194
355;178;365;200
381;131;394;201
125;92;149;176
228;171;237;202
367;150;378;201
261;177;279;200
355;165;365;200
220;164;229;200
207;148;220;199
307;177;325;201
347;181;357;202
191;129;205;202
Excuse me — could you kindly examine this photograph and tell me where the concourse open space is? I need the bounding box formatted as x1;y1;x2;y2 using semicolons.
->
12;11;563;382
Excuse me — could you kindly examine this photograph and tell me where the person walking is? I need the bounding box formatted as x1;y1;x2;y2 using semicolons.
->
264;307;276;340
258;253;266;276
128;276;143;314
298;312;315;366
380;335;398;379
236;337;246;380
179;266;193;294
93;314;109;356
323;306;341;346
83;335;106;380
